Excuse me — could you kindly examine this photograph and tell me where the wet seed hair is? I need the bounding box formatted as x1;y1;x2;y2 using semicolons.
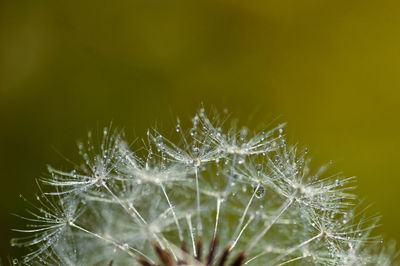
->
10;107;399;265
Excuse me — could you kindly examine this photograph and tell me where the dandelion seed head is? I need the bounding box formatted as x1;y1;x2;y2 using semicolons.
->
10;108;398;265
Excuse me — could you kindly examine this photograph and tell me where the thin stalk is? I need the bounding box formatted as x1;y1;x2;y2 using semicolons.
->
70;222;154;264
213;196;222;240
230;214;255;252
186;214;197;258
275;255;306;266
103;183;167;252
159;182;183;241
229;183;259;250
224;154;237;194
246;197;294;252
102;183;146;225
269;232;322;265
194;166;202;237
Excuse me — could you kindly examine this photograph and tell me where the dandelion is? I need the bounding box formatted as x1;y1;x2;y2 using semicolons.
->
10;108;398;265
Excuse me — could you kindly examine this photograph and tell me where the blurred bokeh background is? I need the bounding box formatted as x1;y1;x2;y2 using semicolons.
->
1;0;400;259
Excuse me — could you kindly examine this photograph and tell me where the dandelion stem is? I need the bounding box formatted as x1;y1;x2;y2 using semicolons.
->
229;183;259;251
194;166;202;237
274;255;306;266
230;214;255;252
159;182;183;241
213;196;222;240
246;196;294;252
103;183;169;252
224;154;237;194
186;214;197;258
269;232;322;265
102;183;146;225
70;222;154;263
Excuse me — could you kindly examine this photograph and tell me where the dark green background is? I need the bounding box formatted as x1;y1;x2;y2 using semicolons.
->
1;0;400;260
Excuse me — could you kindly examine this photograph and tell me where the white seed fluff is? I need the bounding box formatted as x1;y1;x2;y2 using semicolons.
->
10;108;398;265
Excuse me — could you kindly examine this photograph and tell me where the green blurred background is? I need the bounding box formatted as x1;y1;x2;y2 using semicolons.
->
1;0;400;259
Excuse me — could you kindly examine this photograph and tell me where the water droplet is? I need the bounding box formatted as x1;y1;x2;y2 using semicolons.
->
280;139;286;147
240;127;248;140
176;124;181;133
122;243;129;249
274;155;280;162
278;128;283;138
256;164;263;173
192;145;200;154
12;258;18;265
254;185;266;198
260;131;266;141
190;128;196;137
155;135;163;146
192;158;201;167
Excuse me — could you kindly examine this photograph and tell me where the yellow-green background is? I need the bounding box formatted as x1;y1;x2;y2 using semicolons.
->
1;0;400;259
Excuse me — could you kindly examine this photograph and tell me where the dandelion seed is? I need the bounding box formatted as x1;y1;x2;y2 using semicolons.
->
10;108;398;265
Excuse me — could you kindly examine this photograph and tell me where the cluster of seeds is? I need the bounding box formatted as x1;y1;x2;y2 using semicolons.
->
11;108;397;265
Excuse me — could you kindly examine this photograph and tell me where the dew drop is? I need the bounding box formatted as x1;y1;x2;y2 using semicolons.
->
155;135;163;146
192;145;200;154
256;164;263;173
240;127;248;140
254;185;266;198
260;131;266;141
12;258;18;265
192;158;201;167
